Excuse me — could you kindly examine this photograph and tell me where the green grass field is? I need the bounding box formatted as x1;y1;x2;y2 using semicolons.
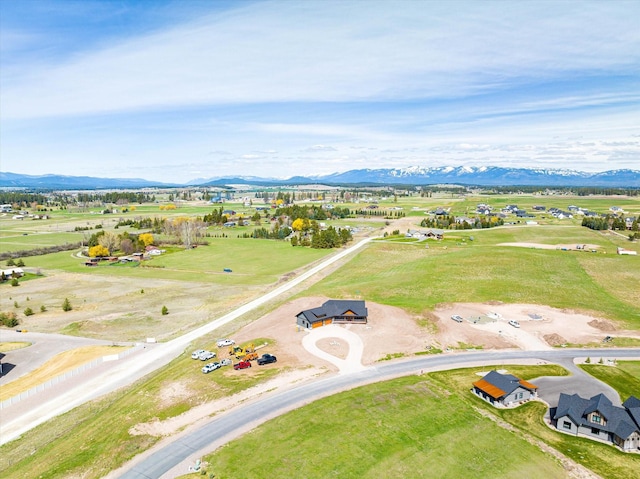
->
1;193;639;478
201;367;568;479
427;367;640;479
0;337;281;478
580;361;640;401
11;236;331;284
302;236;640;327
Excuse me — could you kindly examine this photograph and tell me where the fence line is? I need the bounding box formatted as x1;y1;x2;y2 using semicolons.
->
0;344;142;410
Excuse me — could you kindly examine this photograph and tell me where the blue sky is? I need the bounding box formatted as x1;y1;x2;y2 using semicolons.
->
1;0;639;183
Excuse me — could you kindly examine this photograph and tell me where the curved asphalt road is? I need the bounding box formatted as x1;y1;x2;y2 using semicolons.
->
119;348;640;479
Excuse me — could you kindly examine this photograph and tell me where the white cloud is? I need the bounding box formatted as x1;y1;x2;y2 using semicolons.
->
2;1;639;180
2;1;639;119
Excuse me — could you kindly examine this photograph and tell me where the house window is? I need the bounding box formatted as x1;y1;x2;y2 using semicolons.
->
563;421;572;430
591;427;600;435
592;414;601;423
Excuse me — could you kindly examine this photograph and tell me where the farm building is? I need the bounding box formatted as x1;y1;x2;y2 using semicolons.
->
296;300;368;329
472;370;538;407
1;268;25;280
553;393;640;451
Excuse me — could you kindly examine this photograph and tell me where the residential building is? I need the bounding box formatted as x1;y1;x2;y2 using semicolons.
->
296;300;368;329
472;370;538;407
553;393;640;451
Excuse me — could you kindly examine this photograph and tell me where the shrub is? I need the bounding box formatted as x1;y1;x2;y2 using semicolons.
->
16;258;25;267
40;305;47;312
62;298;72;312
161;305;169;315
11;278;19;287
24;307;34;316
0;312;19;327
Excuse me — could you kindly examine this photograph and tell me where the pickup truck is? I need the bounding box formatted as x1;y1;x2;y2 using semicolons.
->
257;354;277;365
233;360;252;370
199;351;216;361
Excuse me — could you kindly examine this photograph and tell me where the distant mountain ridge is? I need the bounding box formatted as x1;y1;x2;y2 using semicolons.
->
0;172;176;189
1;166;639;189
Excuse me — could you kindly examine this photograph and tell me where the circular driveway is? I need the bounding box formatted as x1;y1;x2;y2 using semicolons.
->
301;324;366;374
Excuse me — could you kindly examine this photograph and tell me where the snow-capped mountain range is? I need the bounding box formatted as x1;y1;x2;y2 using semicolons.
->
1;166;639;189
310;166;639;187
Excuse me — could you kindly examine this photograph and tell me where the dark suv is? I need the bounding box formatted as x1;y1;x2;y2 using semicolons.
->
257;354;277;366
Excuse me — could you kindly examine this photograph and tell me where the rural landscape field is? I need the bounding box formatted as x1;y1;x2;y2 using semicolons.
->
3;2;640;478
1;187;639;478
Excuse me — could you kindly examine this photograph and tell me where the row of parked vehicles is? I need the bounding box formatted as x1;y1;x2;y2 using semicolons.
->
451;314;521;328
202;359;232;373
192;338;277;373
191;349;216;361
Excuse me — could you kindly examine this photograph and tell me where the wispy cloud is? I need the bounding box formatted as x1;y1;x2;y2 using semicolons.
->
3;1;639;119
1;0;639;181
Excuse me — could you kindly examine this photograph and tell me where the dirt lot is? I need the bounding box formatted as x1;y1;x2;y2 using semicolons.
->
231;297;640;371
115;296;640;465
233;296;431;372
433;302;640;351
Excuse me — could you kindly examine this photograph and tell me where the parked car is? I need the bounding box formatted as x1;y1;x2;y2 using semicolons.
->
199;351;216;361
451;315;463;323
234;360;252;370
202;362;221;374
220;358;232;366
217;338;235;347
257;354;277;366
508;320;520;328
191;349;206;359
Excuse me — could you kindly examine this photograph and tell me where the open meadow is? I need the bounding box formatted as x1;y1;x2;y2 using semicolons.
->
0;192;639;477
197;363;640;479
200;366;570;479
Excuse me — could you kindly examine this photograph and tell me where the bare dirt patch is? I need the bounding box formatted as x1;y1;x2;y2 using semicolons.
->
498;242;601;251
129;367;325;438
543;333;567;347
587;319;617;332
435;303;640;350
157;381;193;408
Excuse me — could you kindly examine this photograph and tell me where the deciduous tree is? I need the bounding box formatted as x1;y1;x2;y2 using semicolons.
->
139;232;154;246
89;245;110;258
98;231;119;254
120;238;134;255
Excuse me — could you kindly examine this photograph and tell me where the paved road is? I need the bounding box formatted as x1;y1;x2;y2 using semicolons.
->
535;357;623;407
0;237;374;445
118;348;640;479
0;330;128;385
